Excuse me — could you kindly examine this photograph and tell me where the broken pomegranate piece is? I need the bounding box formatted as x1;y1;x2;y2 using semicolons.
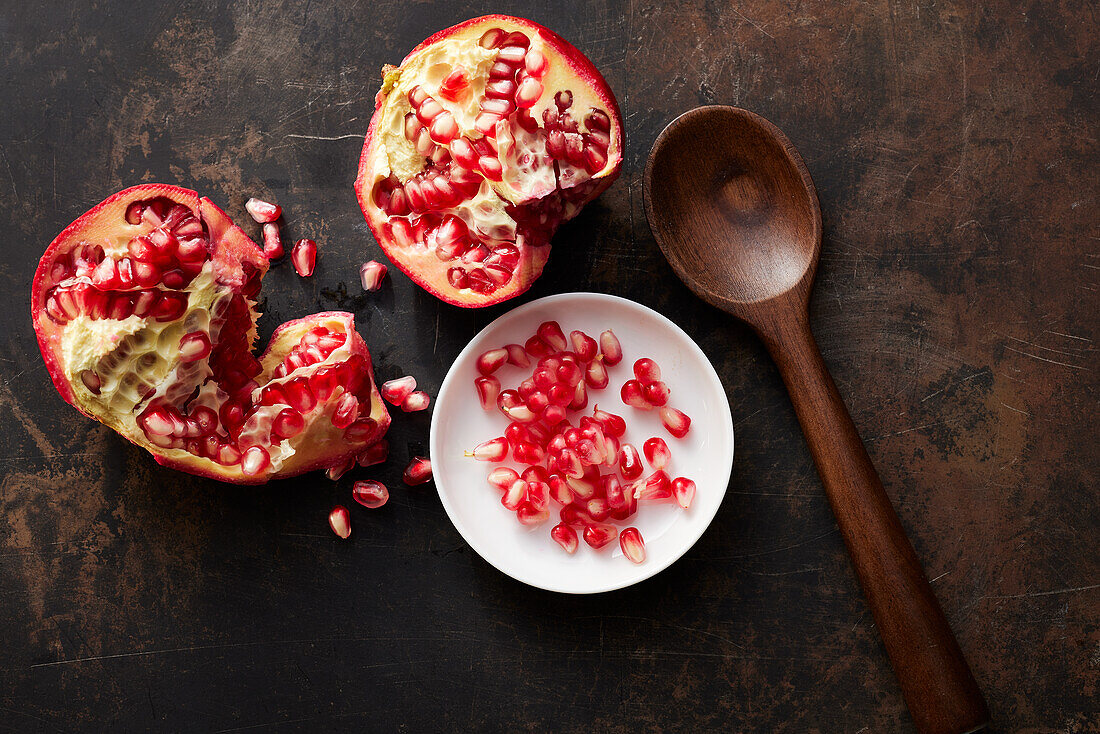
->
354;15;623;307
31;184;390;484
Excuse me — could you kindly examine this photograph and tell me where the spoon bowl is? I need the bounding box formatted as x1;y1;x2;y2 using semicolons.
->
644;106;989;734
646;106;820;309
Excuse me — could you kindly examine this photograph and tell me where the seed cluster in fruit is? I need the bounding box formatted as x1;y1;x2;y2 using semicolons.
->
468;321;696;562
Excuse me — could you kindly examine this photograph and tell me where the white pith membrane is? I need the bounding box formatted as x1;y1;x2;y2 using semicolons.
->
36;190;389;483
360;19;621;306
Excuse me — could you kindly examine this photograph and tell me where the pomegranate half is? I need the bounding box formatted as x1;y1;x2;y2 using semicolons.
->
31;184;390;484
355;15;623;307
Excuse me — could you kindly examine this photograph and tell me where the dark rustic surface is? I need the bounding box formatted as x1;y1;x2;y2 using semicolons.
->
1;1;1096;731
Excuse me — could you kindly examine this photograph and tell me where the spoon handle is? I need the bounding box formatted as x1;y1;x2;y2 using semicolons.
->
757;311;989;734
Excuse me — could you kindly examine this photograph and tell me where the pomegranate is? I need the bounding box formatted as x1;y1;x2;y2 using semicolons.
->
354;15;623;307
31;184;390;484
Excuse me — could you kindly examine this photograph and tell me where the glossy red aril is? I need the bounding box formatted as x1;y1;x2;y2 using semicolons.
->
621;379;650;410
403;456;433;485
475;376;501;410
582;522;617;549
354;15;623;307
633;470;672;501
357;439;389;467
618;443;643;480
291;239;317;277
401;390;431;412
599;330;622;365
477;348;508;375
245;197;281;223
360;260;387;290
352;480;389;509
329;506;351;539
470;436;508;461
619;527;645;564
551;522;579;553
660;406;691;438
31;185;390;484
633;358;661;382
505;343;530;367
381;375;417;405
262;223;284;259
643;437;671;470
488;466;520;491
672;477;696;509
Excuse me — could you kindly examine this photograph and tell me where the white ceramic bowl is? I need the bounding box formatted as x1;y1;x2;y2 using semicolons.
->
429;292;734;593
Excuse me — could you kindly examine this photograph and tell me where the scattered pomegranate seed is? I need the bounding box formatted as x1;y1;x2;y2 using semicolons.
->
583;523;618;549
291;238;317;277
504;343;530;368
672;477;696;509
328;505;351;539
475;376;501;411
621;379;651;409
570;330;598;361
592;407;626;437
360;260;387;291
352;480;389;508
488;466;520;491
619;527;646;564
469;436;508;461
381;375;416;405
477;347;508;375
536;320;567;351
517;502;550;525
660;406;691;438
524;335;553;358
356;440;389;467
599;330;622;364
325;457;354;481
245;197;281;223
501;479;526;510
633;358;661;382
633;470;672;501
550;523;579;553
643;437;671;470
262;222;284;259
401;390;431;412
403;456;433;485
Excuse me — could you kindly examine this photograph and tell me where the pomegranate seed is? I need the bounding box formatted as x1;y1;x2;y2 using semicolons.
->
672;477;697;509
325;458;354;481
556;360;583;386
522;466;549;484
618;443;644;481
524;49;549;78
488;466;520;491
524;335;553;358
660;406;692;438
513;441;545;465
328;505;351;539
502;479;527;510
542;404;568;424
352;480;389;509
331;392;359;429
643;437;671;470
619;528;646;564
357;440;389;467
603;475;626;509
621;379;651;409
504;343;530;368
240;446;270;476
262;222;284;259
536;321;568;351
570;381;588;411
634;470;672;501
515;77;543;108
469;437;508;461
548;475;574;505
643;380;670;407
272;407;305;438
291;238;317;277
403;456;433;485
359;260;387;291
569;330;598;361
401;390;431;412
498;390;536;422
585;360;609;389
633;358;661;382
380;375;416;405
475;376;501;411
583;523;618;549
599;330;622;365
178;331;211;362
592;407;626;437
550;523;579;553
517;502;549;525
476;348;508;375
245;197;281;223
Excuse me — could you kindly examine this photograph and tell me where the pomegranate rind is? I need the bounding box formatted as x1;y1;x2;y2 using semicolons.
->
354;14;623;308
32;185;390;485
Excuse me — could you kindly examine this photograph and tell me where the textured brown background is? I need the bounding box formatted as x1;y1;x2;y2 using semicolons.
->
1;1;1097;732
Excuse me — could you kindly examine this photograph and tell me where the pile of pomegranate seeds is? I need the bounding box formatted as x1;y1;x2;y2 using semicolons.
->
466;320;697;563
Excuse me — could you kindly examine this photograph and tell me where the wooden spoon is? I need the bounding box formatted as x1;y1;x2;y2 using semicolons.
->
644;106;989;734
